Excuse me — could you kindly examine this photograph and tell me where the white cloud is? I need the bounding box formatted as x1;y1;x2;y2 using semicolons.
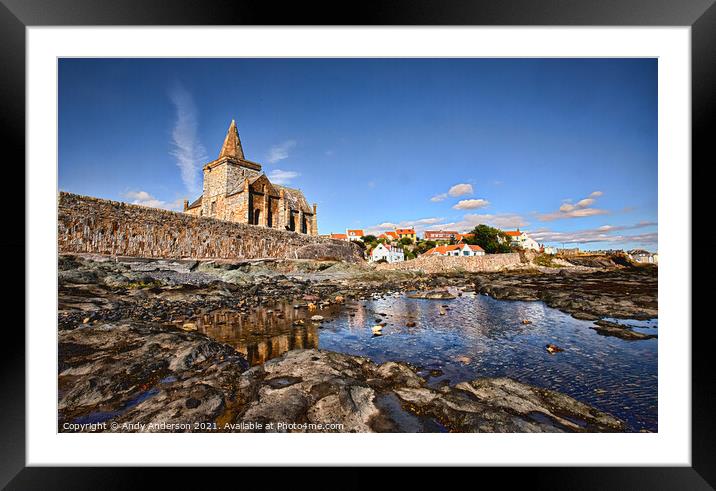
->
122;191;184;211
430;193;448;202
267;169;300;185
267;140;297;164
539;191;608;221
448;183;474;197
453;199;490;210
168;84;208;195
430;183;474;202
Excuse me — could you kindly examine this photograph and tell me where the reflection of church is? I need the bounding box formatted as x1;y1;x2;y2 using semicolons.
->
188;306;319;366
184;120;318;235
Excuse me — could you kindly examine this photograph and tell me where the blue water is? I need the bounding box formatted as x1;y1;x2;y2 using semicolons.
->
190;291;658;432
316;292;657;432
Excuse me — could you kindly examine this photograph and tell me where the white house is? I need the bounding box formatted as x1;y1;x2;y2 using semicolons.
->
370;243;404;263
542;245;558;255
346;229;364;242
504;229;540;252
422;244;485;257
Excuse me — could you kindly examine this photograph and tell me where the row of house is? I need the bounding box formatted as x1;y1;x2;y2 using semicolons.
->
423;230;474;243
328;228;417;243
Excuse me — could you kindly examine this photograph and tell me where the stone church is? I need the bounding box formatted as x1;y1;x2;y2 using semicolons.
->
184;120;318;235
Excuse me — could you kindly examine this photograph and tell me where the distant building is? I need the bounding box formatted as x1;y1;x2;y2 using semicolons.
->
330;233;348;240
542;245;558;255
370;243;404;263
377;231;399;242
503;229;540;251
423;244;485;257
455;233;475;243
424;230;459;242
346;229;364;242
558;247;581;256
395;228;417;242
629;250;658;264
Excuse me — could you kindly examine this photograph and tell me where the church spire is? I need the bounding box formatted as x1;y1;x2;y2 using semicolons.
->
218;119;245;160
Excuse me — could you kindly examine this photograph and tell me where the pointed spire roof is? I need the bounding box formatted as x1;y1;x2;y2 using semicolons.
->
218;119;245;160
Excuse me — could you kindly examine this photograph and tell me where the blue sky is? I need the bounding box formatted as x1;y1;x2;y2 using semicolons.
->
59;58;657;250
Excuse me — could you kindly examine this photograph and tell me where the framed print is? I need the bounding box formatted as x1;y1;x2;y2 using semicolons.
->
3;0;712;487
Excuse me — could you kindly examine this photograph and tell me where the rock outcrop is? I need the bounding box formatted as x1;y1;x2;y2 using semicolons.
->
59;321;625;433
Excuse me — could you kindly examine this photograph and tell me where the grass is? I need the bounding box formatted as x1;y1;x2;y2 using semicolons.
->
532;254;561;268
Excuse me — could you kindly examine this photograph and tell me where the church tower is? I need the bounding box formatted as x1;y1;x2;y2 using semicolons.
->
200;120;262;219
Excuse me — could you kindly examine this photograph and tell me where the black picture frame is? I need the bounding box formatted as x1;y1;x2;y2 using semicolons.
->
2;0;710;487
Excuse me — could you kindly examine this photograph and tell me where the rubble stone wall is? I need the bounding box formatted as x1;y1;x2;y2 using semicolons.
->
375;253;523;273
57;192;362;262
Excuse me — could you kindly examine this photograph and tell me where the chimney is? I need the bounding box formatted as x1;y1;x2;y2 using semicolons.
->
183;199;189;212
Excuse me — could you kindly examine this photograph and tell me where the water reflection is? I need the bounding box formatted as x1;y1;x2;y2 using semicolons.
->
173;303;335;366
175;292;657;432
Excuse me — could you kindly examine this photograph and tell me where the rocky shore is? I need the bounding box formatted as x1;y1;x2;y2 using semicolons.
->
58;253;656;432
59;324;624;433
473;267;657;323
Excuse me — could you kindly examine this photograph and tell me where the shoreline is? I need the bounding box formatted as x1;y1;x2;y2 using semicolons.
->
58;254;657;433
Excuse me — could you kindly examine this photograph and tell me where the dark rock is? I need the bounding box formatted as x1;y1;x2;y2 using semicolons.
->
591;320;657;341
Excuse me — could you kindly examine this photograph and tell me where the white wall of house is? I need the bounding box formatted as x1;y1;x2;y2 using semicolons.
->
459;244;485;256
370;243;404;263
511;232;540;252
345;230;364;242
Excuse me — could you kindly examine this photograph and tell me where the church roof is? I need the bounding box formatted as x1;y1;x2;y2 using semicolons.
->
218;119;245;160
275;184;313;214
187;196;202;209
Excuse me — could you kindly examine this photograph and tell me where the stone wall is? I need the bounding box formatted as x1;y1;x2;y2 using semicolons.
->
375;253;523;273
58;192;362;262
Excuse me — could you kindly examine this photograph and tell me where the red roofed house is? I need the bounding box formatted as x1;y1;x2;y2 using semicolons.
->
422;244;485;257
346;229;364;242
330;233;348;240
395;228;417;242
503;229;540;251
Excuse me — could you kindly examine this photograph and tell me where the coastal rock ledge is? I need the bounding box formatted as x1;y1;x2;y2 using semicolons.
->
59;323;625;433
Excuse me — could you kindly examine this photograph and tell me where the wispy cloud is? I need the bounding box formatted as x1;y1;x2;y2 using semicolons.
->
430;183;474;202
122;190;184;211
529;221;657;246
267;140;297;164
538;191;608;221
168;84;207;196
366;217;445;235
268;169;300;185
453;199;490;210
430;193;448;202
460;213;529;230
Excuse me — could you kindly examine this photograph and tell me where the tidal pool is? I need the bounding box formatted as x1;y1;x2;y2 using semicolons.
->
183;290;658;432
